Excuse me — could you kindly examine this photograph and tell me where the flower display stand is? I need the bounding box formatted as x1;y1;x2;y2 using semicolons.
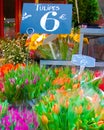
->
40;28;104;67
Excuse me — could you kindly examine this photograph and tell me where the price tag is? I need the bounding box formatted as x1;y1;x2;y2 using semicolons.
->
71;54;96;67
20;3;72;34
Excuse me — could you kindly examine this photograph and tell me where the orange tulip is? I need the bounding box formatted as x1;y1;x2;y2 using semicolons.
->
65;100;69;108
49;94;55;101
68;43;74;48
54;68;59;75
73;83;80;89
52;104;60;114
98;120;104;126
71;67;76;75
87;104;91;110
52;76;70;86
59;97;64;105
41;115;48;124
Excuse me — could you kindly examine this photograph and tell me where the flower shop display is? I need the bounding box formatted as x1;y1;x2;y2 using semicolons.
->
0;62;103;105
25;30;89;61
0;1;103;129
0;61;104;129
0;37;104;129
0;28;89;64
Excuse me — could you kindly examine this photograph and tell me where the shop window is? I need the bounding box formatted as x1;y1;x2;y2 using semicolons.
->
4;0;15;38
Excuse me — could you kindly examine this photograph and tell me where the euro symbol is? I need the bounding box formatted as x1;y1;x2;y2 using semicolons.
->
59;14;66;20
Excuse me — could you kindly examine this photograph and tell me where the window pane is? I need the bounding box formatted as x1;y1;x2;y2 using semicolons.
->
4;0;15;18
4;0;15;38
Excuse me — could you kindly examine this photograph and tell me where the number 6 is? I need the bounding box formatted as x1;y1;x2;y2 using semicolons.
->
40;11;60;32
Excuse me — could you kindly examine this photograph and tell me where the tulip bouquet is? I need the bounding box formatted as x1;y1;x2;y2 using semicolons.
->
52;66;104;93
33;67;104;130
34;87;104;130
0;63;26;101
1;64;55;106
0;107;39;130
25;29;89;61
1;62;103;106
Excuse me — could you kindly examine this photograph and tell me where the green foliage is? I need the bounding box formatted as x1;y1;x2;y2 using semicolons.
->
0;100;8;119
36;44;53;59
67;0;100;25
59;39;69;60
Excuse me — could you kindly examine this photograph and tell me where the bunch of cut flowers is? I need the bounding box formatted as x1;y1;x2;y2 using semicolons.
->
25;29;89;61
0;107;39;130
1;64;55;106
0;63;26;101
34;87;104;130
0;34;28;65
52;66;104;93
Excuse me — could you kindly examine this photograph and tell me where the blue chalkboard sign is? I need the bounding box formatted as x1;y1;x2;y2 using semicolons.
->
20;3;72;34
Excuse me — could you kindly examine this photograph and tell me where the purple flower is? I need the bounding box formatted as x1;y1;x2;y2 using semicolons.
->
33;112;39;129
5;127;10;130
15;123;28;130
33;79;37;85
1;115;11;127
25;79;29;85
9;78;15;85
0;105;2;112
1;108;39;129
21;84;25;88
